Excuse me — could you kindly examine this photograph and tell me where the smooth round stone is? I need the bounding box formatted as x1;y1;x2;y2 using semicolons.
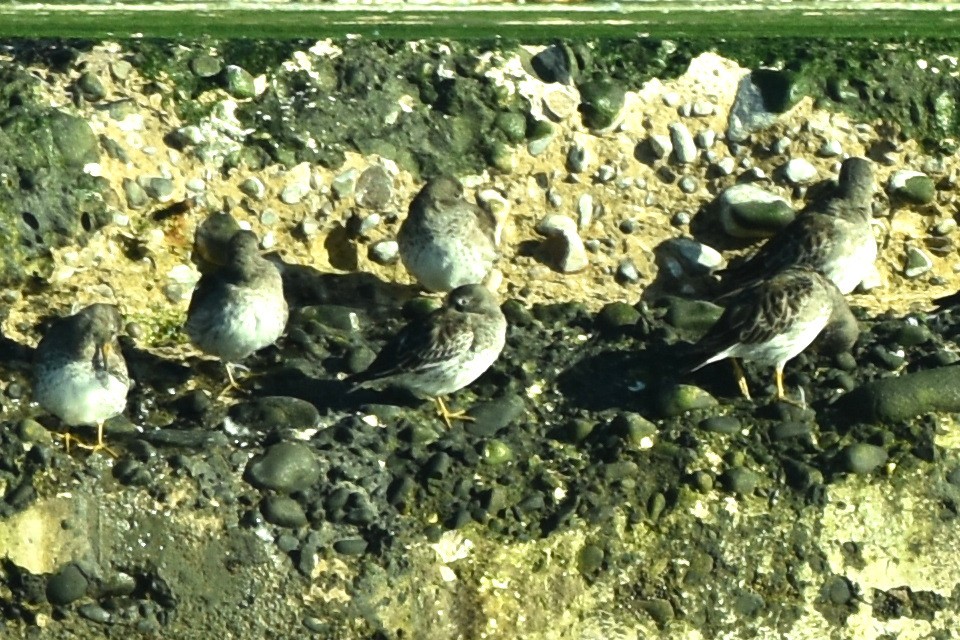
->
77;71;106;101
465;395;526;437
695;129;716;149
280;182;310;205
770;421;812;440
577;544;604;575
662;296;724;333
596;302;640;333
657;384;718;417
333;538;368;556
717;183;795;239
46;564;88;605
77;604;112;624
18;418;50;443
190;54;222;78
244;442;322;493
577;193;593;228
261;495;308;528
818;140;843;157
495;111;527;143
230;396;321;433
720;467;759;494
888;170;935;204
536;214;588;273
840;443;888;474
143;177;174;202
225;65;257;98
903;246;933;278
640;599;675;626
821;576;853;605
239;177;266;200
111;59;132;80
678;176;698;193
662;237;724;275
483;440;514;465
698;415;741;434
616;258;640;283
781;158;818;185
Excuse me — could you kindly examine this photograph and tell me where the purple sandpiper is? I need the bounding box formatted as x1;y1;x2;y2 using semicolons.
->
349;284;507;427
398;176;498;293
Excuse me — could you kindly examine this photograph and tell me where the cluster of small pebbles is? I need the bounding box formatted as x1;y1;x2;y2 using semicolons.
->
1;36;960;639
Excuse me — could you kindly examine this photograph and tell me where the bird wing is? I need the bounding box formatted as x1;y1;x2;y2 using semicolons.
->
352;311;474;385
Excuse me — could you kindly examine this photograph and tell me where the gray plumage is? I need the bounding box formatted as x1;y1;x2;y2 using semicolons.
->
350;284;506;399
186;229;288;370
398;176;498;292
719;156;877;295
33;303;130;429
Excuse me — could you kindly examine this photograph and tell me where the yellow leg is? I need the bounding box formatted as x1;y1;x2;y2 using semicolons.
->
775;367;786;400
731;358;752;400
217;362;248;398
68;422;118;457
434;397;475;429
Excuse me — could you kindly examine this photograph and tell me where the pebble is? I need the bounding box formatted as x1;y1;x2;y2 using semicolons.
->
355;165;393;210
695;129;716;149
333;538;368;556
225;65;257;99
648;134;672;160
123;178;148;208
691;101;715;117
566;145;588;173
111;59;132;80
261;495;308;528
842;366;960;423
577;194;593;229
661;237;725;275
716;156;736;176
527;120;556;156
699;415;741;434
543;85;579;120
46;564;88;605
142;177;174;202
465;395;526;437
818;139;843;157
720;467;759;494
888;170;936;204
190;54;222;78
77;604;112;624
280;183;310;205
77;71;106;101
640;599;675;627
369;239;399;265
678;176;698;194
185;178;206;192
244;442;322;493
668;122;697;164
903;246;933;278
535;214;588;273
671;211;691;227
717;183;795;239
332;168;358;198
657;384;718;417
781;158;818;185
596;302;640;333
595;164;616;183
771;136;791;155
239;177;266;200
839;443;888;474
616;258;641;284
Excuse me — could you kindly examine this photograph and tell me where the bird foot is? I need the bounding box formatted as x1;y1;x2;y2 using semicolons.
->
52;433;118;458
434;398;474;429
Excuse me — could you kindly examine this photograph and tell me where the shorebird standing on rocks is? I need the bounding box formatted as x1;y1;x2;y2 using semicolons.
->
690;267;856;403
185;229;288;393
33;303;130;455
398;176;499;293
349;284;507;427
719;156;878;295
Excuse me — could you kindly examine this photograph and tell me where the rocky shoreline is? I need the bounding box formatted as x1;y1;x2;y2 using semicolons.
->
1;37;960;638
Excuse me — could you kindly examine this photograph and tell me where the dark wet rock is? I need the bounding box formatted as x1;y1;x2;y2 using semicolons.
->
839;443;888;474
903;246;933;278
615;258;641;284
496;111;527;144
143;176;174;202
77;603;112;624
190;54;223;78
578;79;624;130
699;415;741;434
261;495;308;528
355;165;393;210
596;302;640;335
639;598;675;627
531;44;578;84
245;442;322;493
720;467;760;494
842;366;960;423
661;296;723;335
577;544;604;576
46;564;88;606
527;119;556;156
657;384;718;417
717;183;795;239
228;396;321;435
465;395;526;437
333;538;368;556
771;421;812;441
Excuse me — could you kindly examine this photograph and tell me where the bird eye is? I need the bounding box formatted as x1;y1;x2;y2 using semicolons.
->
454;297;467;310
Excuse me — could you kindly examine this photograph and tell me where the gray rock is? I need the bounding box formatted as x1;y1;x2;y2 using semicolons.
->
648;134;672;160
668;122;697;164
245;442;322;493
595;164;616;183
228;396;321;436
888;170;936;204
465;395;526;437
771;136;791;155
566;144;588;173
720;467;759;494
678;176;698;194
46;564;88;605
840;443;888;474
239;177;266;200
841;366;960;423
904;246;933;278
695;129;716;149
717;183;796;239
535;214;588;273
190;54;223;78
527;120;555;156
660;237;725;276
818;139;843;157
781;158;818;185
123;177;148;208
111;59;132;80
576;193;593;229
716;156;736;176
657;384;718;417
355;165;393;210
333;538;368;556
261;495;308;528
699;415;741;434
369;239;399;265
727;69;797;141
280;182;310;205
225;65;257;99
143;176;175;202
77;71;106;101
691;101;715;117
616;258;641;283
332;168;358;199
